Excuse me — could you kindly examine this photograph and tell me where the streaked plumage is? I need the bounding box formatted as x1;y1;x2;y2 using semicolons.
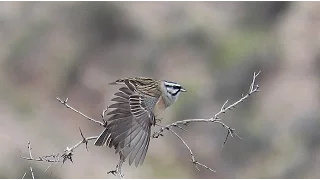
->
94;77;186;166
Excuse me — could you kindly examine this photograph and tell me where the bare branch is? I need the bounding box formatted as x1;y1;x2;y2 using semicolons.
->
101;106;109;126
27;141;33;159
22;172;26;179
22;134;98;165
22;141;62;163
56;96;105;127
30;167;35;179
167;127;216;172
45;163;55;172
22;142;36;179
23;71;260;178
153;71;260;170
154;71;260;141
22;153;61;163
174;124;188;132
22;98;101;175
61;134;98;164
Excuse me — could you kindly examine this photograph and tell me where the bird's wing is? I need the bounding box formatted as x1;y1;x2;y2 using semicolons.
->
96;85;155;166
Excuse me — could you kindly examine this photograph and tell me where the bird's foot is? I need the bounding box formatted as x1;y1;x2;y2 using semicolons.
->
107;160;124;178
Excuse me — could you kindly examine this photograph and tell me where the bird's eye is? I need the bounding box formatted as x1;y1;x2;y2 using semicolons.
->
166;86;181;96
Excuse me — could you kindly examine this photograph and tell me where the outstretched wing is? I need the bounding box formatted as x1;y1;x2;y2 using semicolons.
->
94;85;156;166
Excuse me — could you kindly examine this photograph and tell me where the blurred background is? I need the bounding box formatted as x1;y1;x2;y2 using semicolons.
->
1;1;320;178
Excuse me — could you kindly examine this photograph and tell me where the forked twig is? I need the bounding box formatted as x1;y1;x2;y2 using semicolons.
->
152;71;260;171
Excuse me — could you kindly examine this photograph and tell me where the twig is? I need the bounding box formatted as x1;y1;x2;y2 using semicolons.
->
22;172;26;179
166;127;216;172
22;134;98;164
22;153;61;163
101;107;109;126
30;167;35;179
21;167;35;179
27;141;33;159
22;143;36;179
22;99;101;175
61;135;98;164
45;163;55;172
56;97;105;127
152;71;260;172
153;71;260;148
22;142;61;163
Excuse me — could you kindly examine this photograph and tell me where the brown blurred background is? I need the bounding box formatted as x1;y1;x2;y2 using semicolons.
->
1;1;320;178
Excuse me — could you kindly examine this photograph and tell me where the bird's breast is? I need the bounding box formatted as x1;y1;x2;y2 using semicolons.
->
153;96;168;116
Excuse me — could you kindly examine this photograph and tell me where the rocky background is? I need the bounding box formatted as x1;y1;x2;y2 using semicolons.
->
1;1;320;178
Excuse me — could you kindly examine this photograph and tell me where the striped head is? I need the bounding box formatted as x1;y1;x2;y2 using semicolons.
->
160;80;186;107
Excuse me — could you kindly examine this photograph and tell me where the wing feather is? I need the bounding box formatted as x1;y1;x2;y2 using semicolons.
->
94;84;156;166
111;97;128;103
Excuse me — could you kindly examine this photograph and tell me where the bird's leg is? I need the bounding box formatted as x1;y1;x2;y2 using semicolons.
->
107;152;124;178
116;159;124;179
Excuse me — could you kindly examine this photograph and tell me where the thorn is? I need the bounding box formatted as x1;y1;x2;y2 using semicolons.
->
221;99;229;110
233;131;242;140
256;70;261;76
221;130;230;150
79;127;89;151
192;160;200;171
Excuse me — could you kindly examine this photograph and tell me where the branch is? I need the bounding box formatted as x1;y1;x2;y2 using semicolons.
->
22;97;107;175
22;129;98;165
165;126;216;172
30;167;35;179
153;71;260;171
21;142;35;179
22;172;26;179
21;167;35;179
23;71;260;178
61;129;98;164
56;97;105;127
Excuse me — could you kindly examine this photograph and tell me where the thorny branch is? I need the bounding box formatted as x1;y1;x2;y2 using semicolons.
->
22;142;35;179
56;97;106;127
152;71;260;171
21;130;98;166
22;71;260;178
21;102;109;172
158;124;216;172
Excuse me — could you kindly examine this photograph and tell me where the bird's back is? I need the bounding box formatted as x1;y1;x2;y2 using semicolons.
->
110;77;162;98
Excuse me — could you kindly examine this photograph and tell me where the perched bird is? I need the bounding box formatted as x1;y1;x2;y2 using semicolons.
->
94;77;186;167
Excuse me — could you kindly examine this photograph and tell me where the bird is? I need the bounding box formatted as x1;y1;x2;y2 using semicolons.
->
94;77;186;167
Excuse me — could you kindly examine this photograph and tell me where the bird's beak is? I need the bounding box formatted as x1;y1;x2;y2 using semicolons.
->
180;87;187;92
